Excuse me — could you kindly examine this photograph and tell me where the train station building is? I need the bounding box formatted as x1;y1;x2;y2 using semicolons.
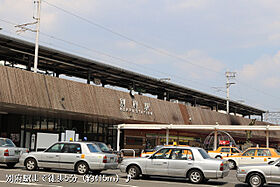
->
0;34;278;152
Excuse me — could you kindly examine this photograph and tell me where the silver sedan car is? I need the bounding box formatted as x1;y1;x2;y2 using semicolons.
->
20;141;118;174
120;146;229;184
0;138;28;168
237;158;280;187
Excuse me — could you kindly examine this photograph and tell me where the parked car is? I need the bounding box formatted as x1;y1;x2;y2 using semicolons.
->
224;147;280;169
120;146;229;184
20;141;118;174
0;138;28;168
236;158;280;187
208;146;241;159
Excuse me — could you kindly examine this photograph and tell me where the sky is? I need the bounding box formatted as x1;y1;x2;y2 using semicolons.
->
0;0;280;112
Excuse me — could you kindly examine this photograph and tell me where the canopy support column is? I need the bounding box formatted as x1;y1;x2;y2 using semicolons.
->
166;129;169;145
266;130;269;148
117;127;121;151
214;130;218;151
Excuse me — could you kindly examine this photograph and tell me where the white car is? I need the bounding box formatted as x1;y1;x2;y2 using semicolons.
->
120;146;229;184
20;141;118;174
0;138;28;168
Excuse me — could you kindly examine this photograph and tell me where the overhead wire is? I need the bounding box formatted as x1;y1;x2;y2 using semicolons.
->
41;0;280;105
0;18;275;110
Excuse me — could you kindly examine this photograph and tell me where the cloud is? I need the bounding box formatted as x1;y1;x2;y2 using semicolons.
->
174;50;225;80
239;50;280;88
166;0;208;12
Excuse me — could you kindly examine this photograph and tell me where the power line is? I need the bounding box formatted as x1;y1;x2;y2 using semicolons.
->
0;19;276;110
41;0;280;105
0;18;222;89
42;0;222;75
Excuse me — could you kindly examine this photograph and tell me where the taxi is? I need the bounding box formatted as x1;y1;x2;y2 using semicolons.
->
208;146;241;159
224;147;280;169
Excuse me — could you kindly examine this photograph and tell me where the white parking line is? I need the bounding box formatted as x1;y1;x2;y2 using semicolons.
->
0;180;63;187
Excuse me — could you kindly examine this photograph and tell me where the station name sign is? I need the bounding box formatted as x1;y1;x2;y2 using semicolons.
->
119;98;153;115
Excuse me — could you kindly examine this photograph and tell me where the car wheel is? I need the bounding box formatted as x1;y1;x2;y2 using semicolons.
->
215;156;222;159
188;169;204;184
228;160;236;169
6;163;16;168
248;173;265;187
76;162;89;175
127;165;141;179
25;158;38;171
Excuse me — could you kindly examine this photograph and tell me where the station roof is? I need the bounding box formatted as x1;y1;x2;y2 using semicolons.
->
0;34;265;116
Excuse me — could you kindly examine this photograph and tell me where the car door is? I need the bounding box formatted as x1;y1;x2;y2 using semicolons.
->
255;149;273;164
270;161;280;182
231;148;240;156
145;148;171;176
239;149;257;165
168;148;194;177
59;143;82;170
39;143;64;168
220;148;230;157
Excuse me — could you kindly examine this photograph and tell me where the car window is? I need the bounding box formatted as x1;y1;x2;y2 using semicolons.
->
170;149;193;160
95;142;110;152
0;139;15;147
152;148;171;159
198;149;211;159
45;143;64;153
256;149;271;157
87;144;101;153
242;149;256;156
221;148;230;153
62;144;81;154
231;148;240;153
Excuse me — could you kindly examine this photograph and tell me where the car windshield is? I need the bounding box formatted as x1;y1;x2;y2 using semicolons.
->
0;139;15;147
87;144;102;153
94;142;110;152
198;149;211;159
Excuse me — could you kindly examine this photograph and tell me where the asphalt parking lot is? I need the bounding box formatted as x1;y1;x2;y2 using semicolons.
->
0;164;277;187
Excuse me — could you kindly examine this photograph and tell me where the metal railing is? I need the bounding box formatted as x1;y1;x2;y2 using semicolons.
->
120;149;136;157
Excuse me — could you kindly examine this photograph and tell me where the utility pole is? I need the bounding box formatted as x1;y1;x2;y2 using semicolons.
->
15;0;41;73
33;0;41;73
225;71;236;114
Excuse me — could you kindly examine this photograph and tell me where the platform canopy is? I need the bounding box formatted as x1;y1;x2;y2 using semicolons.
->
0;34;265;117
116;124;280;151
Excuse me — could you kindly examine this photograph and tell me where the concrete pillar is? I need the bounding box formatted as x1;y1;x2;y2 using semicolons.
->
266;130;269;148
117;127;121;151
214;130;218;150
166;129;169;145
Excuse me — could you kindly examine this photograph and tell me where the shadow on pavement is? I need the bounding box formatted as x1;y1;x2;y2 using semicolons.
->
120;175;228;186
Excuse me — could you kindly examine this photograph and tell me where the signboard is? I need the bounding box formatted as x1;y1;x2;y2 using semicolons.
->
36;132;59;151
120;98;153;115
